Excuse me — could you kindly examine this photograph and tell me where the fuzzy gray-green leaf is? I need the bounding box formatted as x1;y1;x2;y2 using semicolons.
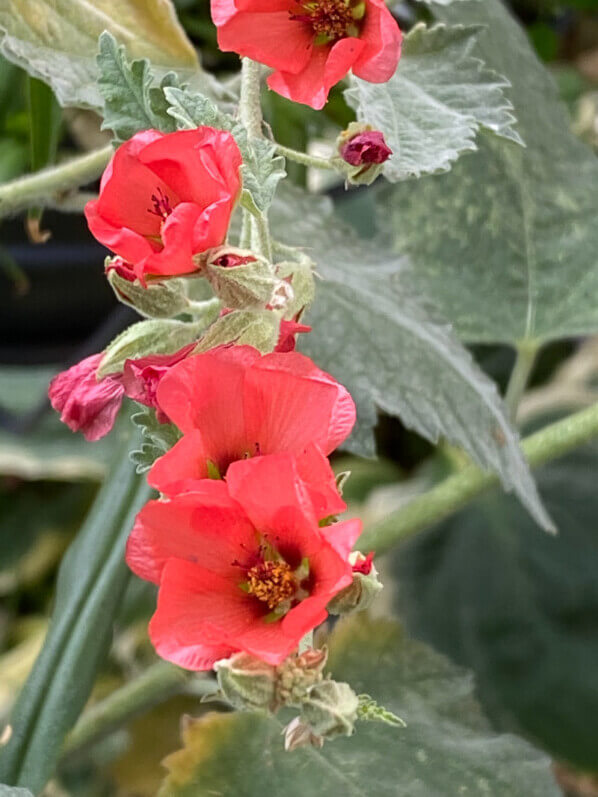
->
271;185;552;531
378;0;598;344
345;23;521;182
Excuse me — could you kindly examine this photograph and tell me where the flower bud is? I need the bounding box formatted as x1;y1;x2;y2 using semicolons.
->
333;122;392;186
106;257;189;319
214;652;277;712
205;246;282;311
277;647;328;705
98;318;205;378
327;551;383;616
300;680;359;739
282;717;324;752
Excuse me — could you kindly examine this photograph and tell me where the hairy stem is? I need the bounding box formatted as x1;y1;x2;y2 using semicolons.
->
239;58;264;139
238;57;274;262
505;341;539;421
61;661;214;761
359;401;598;555
0;145;113;217
274;143;335;171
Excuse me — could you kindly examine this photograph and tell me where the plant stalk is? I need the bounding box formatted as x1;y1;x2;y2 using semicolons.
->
61;662;213;761
274;143;335;171
359;401;598;555
505;341;539;421
0;144;113;217
239;58;264;139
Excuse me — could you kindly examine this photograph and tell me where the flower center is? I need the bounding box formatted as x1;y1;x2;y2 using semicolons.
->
148;187;174;221
246;561;296;610
291;0;365;44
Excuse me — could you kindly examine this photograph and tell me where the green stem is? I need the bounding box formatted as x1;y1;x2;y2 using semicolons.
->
252;210;273;262
274;143;335;171
61;662;213;761
238;58;274;261
505;341;539;421
239;58;264;139
239;208;252;249
0;144;113;217
359;401;598;555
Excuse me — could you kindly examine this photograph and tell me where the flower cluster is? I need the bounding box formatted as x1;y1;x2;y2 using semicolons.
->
47;0;399;724
128;345;362;667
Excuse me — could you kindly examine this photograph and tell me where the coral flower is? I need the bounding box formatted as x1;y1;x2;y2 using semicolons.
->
149;345;355;518
85;128;242;281
126;454;362;668
212;0;402;109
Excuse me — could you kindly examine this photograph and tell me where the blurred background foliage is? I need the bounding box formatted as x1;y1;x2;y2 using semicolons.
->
1;0;598;794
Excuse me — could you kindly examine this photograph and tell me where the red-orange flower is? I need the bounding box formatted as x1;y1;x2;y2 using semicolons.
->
85;128;242;281
212;0;402;109
126;454;361;668
149;345;355;519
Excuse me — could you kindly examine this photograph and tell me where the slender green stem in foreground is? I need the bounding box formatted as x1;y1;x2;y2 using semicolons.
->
359;401;598;555
274;143;335;171
505;341;539;421
61;661;213;761
239;58;264;139
0;145;113;218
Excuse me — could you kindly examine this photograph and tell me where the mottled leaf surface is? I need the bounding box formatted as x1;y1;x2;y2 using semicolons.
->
160;616;559;797
271;186;552;531
0;0;201;108
378;0;598;344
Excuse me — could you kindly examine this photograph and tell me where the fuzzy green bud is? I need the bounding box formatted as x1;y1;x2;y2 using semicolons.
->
214;652;277;712
106;258;189;319
205;246;285;311
301;680;359;739
327;551;383;616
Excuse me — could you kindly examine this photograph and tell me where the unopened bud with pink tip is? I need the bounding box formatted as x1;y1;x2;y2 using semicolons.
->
204;246;286;311
334;122;392;185
327;551;383;615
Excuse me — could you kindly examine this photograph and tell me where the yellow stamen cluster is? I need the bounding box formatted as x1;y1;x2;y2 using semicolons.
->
294;0;365;44
247;561;296;610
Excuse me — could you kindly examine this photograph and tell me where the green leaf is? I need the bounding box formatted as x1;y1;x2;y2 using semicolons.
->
0;0;202;109
0;365;119;482
164;84;233;131
271;186;552;532
130;406;181;474
159;615;559;796
27;76;61;172
238;133;286;215
0;431;153;792
346;23;521;181
377;0;598;344
164;85;286;215
194;309;279;354
356;694;406;727
97;32;179;143
0;787;34;797
394;434;598;771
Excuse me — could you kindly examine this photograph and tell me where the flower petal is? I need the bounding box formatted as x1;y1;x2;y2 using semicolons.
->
244;351;355;456
217;9;313;74
353;0;402;82
126;482;255;584
268;37;364;109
